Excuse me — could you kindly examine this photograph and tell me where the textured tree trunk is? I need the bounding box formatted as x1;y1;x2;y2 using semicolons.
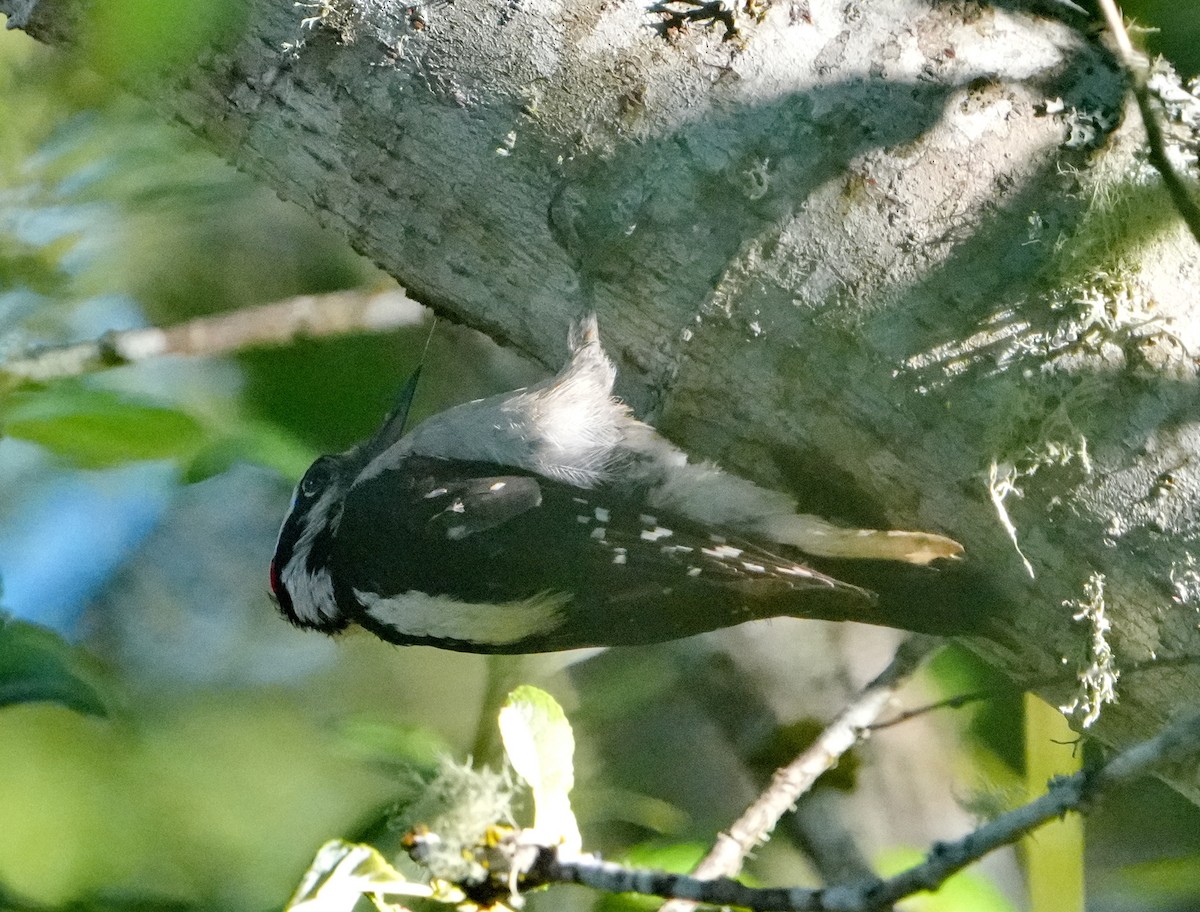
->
6;0;1200;799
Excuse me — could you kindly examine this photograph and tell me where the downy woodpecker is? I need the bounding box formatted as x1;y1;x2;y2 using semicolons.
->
269;317;962;653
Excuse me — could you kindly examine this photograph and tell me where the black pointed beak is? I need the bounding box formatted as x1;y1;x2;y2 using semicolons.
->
364;364;423;455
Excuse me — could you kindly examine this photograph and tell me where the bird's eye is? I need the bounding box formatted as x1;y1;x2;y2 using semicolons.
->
300;458;334;499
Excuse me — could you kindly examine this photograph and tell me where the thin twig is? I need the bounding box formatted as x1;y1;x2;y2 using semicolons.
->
846;708;1200;911
415;709;1200;911
1;287;425;384
659;635;940;912
869;651;1200;731
1096;0;1200;248
868;687;1002;730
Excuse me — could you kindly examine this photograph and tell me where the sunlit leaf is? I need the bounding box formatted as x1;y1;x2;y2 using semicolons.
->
0;616;108;716
287;839;437;912
498;685;581;854
1;383;206;468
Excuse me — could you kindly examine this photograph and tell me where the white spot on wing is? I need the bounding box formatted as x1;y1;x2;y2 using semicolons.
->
640;526;673;542
742;561;766;573
594;507;610;522
590;526;606;540
702;544;744;560
612;547;627;565
490;481;507;491
577;515;591;524
424;487;449;499
447;525;469;540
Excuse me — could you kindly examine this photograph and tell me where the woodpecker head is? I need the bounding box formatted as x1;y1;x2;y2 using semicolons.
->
270;366;422;632
270;453;352;632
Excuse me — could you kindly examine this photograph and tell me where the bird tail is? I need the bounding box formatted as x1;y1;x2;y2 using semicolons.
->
758;514;964;565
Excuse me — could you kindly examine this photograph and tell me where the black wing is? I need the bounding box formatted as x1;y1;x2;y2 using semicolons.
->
332;456;873;652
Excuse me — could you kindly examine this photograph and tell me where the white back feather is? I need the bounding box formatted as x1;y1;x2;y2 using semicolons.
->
359;315;629;487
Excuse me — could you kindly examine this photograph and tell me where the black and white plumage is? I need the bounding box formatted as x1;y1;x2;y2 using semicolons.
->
269;317;963;653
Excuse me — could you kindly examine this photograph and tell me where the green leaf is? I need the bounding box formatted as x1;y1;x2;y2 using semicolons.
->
498;685;581;853
1;383;206;468
0;616;109;716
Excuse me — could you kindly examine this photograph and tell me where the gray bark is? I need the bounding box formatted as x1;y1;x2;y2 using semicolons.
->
6;0;1200;799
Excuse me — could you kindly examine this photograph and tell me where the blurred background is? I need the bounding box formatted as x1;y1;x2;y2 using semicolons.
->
1;4;1199;911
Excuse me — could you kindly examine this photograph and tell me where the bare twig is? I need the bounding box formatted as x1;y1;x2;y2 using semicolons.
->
659;635;941;912
869;650;1200;731
846;708;1200;912
868;687;1002;730
1;287;425;384
1097;0;1200;248
409;709;1200;911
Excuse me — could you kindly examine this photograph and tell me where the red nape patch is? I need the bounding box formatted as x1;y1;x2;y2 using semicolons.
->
269;559;282;601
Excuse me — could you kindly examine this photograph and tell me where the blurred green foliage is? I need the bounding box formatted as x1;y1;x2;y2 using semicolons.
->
80;0;245;82
2;383;207;469
0;615;110;715
1122;0;1200;77
0;693;397;910
0;19;454;912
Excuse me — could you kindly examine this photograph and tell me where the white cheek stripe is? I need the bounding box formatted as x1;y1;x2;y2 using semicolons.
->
354;589;570;646
282;563;337;625
279;485;344;626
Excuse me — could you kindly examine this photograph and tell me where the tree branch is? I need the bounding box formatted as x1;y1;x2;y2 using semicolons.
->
659;635;940;912
410;709;1200;911
1096;0;1200;247
0;288;423;385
